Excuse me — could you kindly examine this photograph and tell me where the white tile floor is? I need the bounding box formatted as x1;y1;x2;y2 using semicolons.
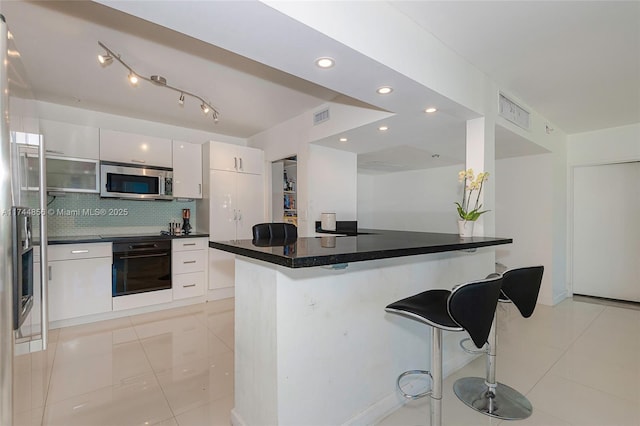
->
378;298;640;426
12;297;640;426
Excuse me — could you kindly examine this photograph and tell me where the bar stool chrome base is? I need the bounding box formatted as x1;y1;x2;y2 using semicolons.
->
397;370;432;400
453;377;532;420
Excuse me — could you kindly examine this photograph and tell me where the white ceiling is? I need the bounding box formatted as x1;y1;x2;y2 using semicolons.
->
390;1;640;134
3;1;637;174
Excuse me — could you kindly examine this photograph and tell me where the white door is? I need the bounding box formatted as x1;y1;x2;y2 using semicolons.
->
573;162;640;302
172;140;203;199
236;172;265;240
209;169;237;241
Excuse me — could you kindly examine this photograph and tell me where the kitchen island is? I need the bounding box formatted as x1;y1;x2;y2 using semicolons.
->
210;230;512;425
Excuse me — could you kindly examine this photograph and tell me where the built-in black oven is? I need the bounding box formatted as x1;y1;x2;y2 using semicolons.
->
112;239;172;297
12;206;34;330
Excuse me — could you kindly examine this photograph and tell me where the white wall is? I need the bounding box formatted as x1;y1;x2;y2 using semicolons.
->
568;123;640;165
495;154;556;305
357;165;464;233
308;145;357;227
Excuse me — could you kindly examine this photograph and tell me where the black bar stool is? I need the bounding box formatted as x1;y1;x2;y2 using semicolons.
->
385;275;503;426
453;265;544;420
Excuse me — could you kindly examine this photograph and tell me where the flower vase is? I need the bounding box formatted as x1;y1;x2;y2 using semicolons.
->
458;220;475;238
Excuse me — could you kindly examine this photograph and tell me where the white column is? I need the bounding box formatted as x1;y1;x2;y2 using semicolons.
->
466;117;496;237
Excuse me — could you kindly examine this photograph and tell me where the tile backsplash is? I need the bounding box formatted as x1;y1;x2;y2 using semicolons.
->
44;193;197;236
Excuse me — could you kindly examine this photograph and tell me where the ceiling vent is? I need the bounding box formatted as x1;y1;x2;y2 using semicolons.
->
499;93;530;130
313;108;330;125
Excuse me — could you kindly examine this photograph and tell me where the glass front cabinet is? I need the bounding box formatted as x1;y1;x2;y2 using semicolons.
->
46;156;100;193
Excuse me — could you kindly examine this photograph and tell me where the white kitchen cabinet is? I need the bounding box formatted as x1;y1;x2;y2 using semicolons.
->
172;140;203;199
209;170;263;240
40;119;100;159
100;129;172;167
209;140;263;175
172;238;208;300
47;243;112;322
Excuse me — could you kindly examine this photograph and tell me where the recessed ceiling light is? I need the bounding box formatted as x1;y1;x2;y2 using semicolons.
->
339;137;348;142
378;125;389;131
376;86;393;95
315;57;335;68
425;107;437;113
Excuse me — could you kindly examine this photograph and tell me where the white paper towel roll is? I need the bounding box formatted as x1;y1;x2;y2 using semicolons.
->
321;213;336;231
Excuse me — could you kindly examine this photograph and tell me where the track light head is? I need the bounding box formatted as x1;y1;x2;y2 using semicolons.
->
128;72;139;86
98;53;113;66
201;103;210;114
178;93;185;106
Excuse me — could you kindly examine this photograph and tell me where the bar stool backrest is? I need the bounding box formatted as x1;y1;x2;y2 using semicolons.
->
252;223;298;245
501;266;544;318
447;276;503;348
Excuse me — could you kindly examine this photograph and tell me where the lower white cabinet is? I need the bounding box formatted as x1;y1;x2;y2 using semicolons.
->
172;238;208;300
48;243;112;322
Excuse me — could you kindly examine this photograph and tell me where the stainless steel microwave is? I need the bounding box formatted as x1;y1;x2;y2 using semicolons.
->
100;162;173;200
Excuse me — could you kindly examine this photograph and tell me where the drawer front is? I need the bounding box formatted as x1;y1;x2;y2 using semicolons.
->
173;271;205;300
172;250;206;274
172;238;208;252
48;242;112;261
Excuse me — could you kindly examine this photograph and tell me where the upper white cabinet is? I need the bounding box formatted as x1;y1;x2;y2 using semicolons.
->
172;140;203;199
209;141;263;175
100;129;172;168
40;119;100;159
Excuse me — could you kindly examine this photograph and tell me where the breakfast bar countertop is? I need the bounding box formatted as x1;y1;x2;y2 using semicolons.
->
209;229;512;268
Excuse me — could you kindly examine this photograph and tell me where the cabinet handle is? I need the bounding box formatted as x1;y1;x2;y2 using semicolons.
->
183;284;197;288
198;183;201;195
182;243;196;246
234;157;238;170
71;250;89;254
48;265;52;281
45;149;64;155
237;210;242;221
131;159;146;164
239;157;243;170
183;260;197;264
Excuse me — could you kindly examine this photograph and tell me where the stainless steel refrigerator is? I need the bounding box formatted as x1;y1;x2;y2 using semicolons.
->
0;13;49;426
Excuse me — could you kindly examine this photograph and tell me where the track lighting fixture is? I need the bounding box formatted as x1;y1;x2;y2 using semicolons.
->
98;53;113;66
97;41;219;123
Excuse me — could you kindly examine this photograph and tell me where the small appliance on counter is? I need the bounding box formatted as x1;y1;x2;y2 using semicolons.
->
181;208;192;235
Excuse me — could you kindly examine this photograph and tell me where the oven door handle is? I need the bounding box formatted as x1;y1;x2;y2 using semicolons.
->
117;253;169;260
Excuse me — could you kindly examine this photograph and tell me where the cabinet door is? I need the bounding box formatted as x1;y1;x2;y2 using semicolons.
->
209;170;237;241
48;257;112;322
100;129;172;167
236;145;264;175
46;156;99;193
236;173;264;240
209;140;240;172
172;140;203;199
40;120;100;159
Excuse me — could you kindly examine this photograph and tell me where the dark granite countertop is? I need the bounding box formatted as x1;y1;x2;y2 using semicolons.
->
44;232;209;245
209;229;512;268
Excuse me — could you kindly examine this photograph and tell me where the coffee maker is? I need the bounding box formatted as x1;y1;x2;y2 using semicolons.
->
181;208;192;235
